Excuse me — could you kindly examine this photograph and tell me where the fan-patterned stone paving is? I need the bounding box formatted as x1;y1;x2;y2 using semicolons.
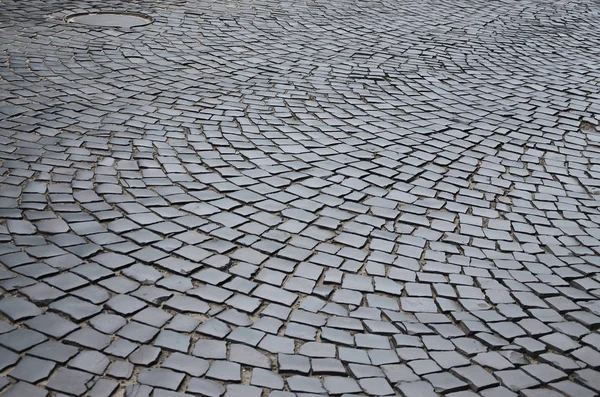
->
1;0;600;395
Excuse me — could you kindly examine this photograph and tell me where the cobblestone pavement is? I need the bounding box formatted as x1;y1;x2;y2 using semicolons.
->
1;0;600;395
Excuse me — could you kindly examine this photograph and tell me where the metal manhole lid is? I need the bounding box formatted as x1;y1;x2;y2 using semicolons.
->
65;12;153;29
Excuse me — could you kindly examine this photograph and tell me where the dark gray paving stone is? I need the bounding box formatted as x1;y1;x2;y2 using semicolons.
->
224;384;262;397
63;327;112;350
252;284;298;306
395;380;439;397
538;352;581;372
128;345;162;366
19;283;67;304
122;263;163;284
49;296;102;321
354;333;390;349
279;353;311;374
89;313;127;334
299;342;336;358
472;351;514;370
0;276;36;292
92;252;135;270
267;392;295;397
88;378;119;397
401;297;438;313
7;220;36;235
0;381;49;397
137;368;185;390
382;364;420;383
28;341;79;364
480;386;519;397
124;384;153;397
0;320;16;335
287;375;326;394
107;360;134;379
186;378;226;397
205;360;241;382
117;322;159;344
520;389;569;397
166;314;201;333
550;380;596;397
0;328;47;353
0;297;42;321
230;343;271;368
104;338;138;358
340;348;371;365
189;285;233;303
539;333;580;353
130;286;173;304
429;351;470;369
45;272;89;291
573;369;600;392
71;263;112;282
226;327;265;346
69;350;110;375
393;334;423;348
358;377;394;396
71;285;110;304
98;276;139;294
105;294;147;315
312;358;346;375
571;346;600;368
424;372;469;394
197;318;231;338
321;327;355;347
25;312;79;338
323;376;362;395
285;322;317;341
8;355;56;383
154;330;190;353
252;316;284;334
0;346;19;371
522;363;568;383
218;308;252;327
408;358;443;375
251;368;285;389
451;365;499;391
162;352;210;377
192;340;227;359
46;367;94;396
163;295;209;314
495;369;541;391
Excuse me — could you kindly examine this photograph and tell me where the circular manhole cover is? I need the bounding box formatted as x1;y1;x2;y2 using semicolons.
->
65;12;153;29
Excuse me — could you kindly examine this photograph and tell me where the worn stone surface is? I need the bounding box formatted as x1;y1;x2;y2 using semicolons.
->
1;0;600;395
